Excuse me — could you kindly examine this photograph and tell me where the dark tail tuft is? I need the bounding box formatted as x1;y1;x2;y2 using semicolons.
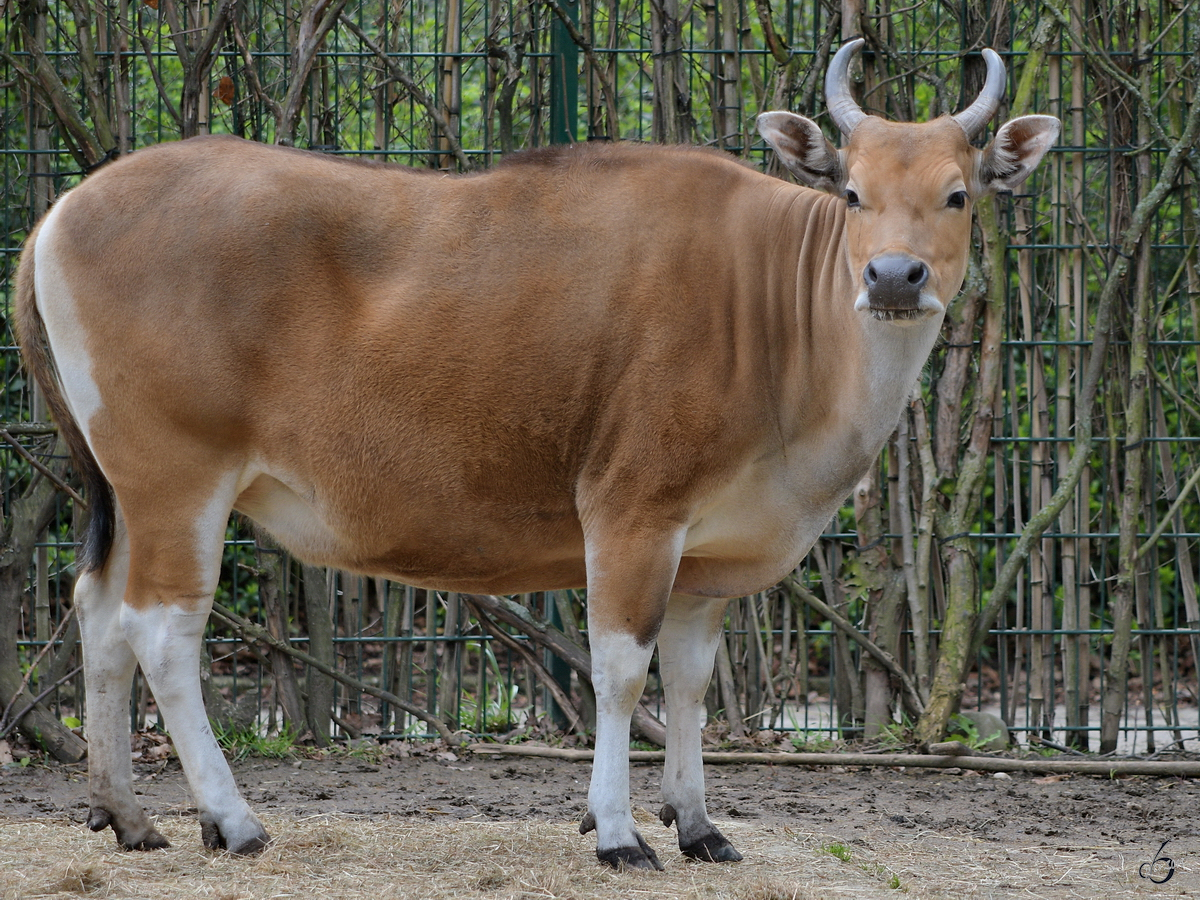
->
13;222;115;572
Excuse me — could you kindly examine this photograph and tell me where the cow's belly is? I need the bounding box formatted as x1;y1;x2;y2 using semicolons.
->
236;438;868;600
235;470;590;592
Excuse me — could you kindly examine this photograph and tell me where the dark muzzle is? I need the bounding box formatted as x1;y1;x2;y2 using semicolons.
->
863;254;929;313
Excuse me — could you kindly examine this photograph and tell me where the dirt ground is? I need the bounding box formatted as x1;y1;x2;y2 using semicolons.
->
3;744;1200;898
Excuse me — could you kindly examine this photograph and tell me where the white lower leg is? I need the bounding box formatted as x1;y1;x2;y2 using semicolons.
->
586;630;657;861
76;566;168;849
121;604;268;852
657;596;739;859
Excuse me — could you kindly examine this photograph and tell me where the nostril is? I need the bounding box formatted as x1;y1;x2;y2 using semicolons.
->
864;254;929;310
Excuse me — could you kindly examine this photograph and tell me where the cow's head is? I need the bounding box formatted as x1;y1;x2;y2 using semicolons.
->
758;39;1059;322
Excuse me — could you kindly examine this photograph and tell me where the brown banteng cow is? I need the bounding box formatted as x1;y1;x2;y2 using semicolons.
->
15;39;1057;870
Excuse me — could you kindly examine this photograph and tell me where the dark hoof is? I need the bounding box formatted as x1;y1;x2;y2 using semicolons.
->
200;819;271;855
597;833;664;872
229;833;271;855
681;830;743;863
88;807;170;851
200;821;223;850
85;808;112;833
658;803;677;828
579;811;596;835
123;831;171;852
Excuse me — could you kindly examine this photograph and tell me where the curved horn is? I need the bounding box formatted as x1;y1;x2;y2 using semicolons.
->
952;48;1006;140
825;38;867;137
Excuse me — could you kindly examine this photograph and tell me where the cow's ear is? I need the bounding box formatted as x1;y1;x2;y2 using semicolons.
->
757;112;843;193
978;115;1060;194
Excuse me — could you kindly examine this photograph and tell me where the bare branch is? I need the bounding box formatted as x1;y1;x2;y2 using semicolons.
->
472;605;588;739
8;26;103;164
541;0;619;130
971;66;1200;659
210;601;461;746
276;0;350;144
338;12;474;170
229;15;282;124
471;743;1200;777
785;577;925;718
463;594;666;747
121;12;182;128
0;429;86;508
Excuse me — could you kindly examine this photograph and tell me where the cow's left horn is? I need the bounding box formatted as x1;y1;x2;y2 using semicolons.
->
825;38;867;137
952;49;1006;140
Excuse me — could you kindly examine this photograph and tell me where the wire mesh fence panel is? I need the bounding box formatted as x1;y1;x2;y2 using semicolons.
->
0;0;1197;755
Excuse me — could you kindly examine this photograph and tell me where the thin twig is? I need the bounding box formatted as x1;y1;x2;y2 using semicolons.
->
0;423;58;436
0;429;86;508
540;0;619;128
210;601;461;746
1137;464;1200;560
462;594;665;747
472;606;588;739
338;13;473;170
1028;734;1088;757
0;666;83;741
229;16;281;123
118;10;181;127
785;576;925;718
0;607;75;729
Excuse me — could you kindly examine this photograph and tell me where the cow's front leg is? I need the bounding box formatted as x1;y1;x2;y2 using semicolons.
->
579;523;684;871
656;594;742;862
583;627;661;870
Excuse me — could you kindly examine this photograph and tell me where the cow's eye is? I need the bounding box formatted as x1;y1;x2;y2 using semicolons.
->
948;190;968;209
843;189;861;208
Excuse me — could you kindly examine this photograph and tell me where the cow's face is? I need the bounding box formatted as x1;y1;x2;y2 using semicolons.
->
758;41;1059;323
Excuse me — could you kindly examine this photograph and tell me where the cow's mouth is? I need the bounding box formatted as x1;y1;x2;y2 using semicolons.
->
855;291;945;321
868;306;924;322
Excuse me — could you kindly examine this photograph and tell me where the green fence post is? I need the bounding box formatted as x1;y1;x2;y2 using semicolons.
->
547;8;578;730
549;0;579;145
546;594;575;732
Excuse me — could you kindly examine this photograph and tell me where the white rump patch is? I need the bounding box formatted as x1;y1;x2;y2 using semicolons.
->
34;194;105;437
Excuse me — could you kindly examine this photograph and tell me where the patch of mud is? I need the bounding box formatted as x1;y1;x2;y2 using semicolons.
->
4;749;1200;897
5;748;1200;848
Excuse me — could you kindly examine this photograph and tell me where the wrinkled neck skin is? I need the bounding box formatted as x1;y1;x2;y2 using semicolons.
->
759;182;946;485
669;177;948;599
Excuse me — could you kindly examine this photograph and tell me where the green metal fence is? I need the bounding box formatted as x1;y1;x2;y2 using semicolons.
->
0;0;1197;756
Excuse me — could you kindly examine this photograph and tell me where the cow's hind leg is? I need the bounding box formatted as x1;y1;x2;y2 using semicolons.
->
76;522;169;851
117;472;269;854
656;595;742;862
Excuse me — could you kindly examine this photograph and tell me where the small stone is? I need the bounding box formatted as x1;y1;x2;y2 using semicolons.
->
993;772;1013;780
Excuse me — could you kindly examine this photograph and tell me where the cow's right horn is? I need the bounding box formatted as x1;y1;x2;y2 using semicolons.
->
825;38;867;137
953;49;1006;140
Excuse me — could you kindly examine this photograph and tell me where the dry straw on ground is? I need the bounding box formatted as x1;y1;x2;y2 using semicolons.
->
0;810;1195;900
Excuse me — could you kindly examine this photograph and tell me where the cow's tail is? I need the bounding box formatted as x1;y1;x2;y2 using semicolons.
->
13;224;115;573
